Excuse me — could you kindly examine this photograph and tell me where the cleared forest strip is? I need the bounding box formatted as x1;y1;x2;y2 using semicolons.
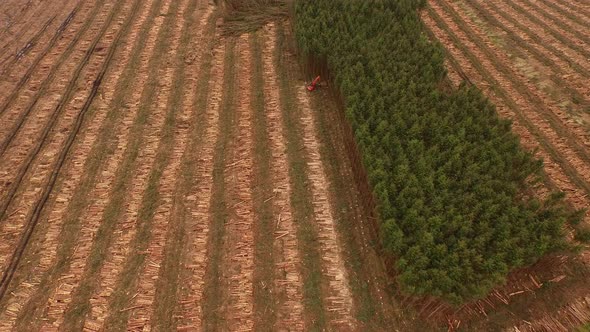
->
296;83;354;329
175;36;225;331
249;31;277;329
0;0;121;278
306;68;399;329
149;4;215;330
6;0;175;328
421;9;590;223
462;0;590;108
510;0;590;57
36;0;182;330
274;24;325;329
81;3;177;328
201;39;237;331
499;0;590;70
2;0;151;327
260;23;304;331
94;1;207;330
117;0;204;330
0;15;56;80
0;0;159;328
0;0;78;87
520;0;590;44
218;33;256;332
0;1;110;234
430;0;590;189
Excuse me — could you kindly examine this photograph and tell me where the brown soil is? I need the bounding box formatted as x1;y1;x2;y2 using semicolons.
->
496;0;590;74
525;0;590;42
542;0;590;27
566;0;590;18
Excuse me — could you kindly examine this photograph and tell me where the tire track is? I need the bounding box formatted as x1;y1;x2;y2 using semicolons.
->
0;0;91;123
0;0;78;80
0;0;121;283
175;31;226;332
462;0;590;107
421;8;590;223
0;0;107;206
0;0;70;61
31;0;178;329
218;33;256;332
0;15;55;77
296;78;354;329
429;0;590;190
0;0;159;327
261;23;304;331
0;0;149;329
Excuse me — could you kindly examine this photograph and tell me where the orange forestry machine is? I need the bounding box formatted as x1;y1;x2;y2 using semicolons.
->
307;76;321;91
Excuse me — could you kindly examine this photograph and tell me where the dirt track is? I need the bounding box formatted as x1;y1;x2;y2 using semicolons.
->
0;1;398;331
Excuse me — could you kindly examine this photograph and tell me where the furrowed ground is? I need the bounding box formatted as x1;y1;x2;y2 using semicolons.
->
0;0;398;331
2;0;587;330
